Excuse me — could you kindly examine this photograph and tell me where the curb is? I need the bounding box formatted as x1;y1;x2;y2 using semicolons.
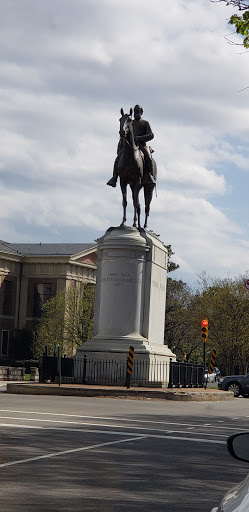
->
6;383;234;401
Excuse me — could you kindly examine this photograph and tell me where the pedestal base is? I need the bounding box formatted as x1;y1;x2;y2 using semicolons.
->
75;340;175;386
75;226;176;386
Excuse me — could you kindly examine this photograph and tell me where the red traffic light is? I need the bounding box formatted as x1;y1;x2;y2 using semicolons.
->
201;318;209;341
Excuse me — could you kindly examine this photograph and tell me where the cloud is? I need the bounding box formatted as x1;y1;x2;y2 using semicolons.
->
0;0;249;285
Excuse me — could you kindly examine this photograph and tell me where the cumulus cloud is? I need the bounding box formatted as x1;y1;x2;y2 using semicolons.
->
0;0;249;285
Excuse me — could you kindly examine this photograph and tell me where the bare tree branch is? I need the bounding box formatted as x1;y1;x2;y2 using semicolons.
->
210;1;249;10
238;85;249;91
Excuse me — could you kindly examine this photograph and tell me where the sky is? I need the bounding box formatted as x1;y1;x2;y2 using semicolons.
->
1;0;249;287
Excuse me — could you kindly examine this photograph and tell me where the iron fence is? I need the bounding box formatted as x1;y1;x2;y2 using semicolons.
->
168;360;204;388
40;355;74;383
74;356;170;386
41;355;170;386
40;355;204;387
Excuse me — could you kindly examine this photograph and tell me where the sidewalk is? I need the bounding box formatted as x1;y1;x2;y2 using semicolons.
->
5;382;234;401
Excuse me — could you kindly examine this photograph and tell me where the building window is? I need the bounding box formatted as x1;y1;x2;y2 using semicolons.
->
1;330;9;356
3;280;13;316
33;283;52;318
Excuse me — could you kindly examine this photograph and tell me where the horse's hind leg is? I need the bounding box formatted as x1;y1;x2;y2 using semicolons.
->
144;185;154;229
132;186;141;228
120;182;127;226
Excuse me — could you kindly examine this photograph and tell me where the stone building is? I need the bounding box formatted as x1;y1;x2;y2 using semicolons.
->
0;241;97;358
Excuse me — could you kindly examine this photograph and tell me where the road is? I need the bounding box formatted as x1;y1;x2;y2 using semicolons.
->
0;392;249;512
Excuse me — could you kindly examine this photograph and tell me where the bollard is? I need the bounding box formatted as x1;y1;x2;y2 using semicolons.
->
125;346;134;389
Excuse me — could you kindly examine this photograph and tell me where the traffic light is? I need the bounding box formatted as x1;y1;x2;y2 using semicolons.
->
201;319;208;341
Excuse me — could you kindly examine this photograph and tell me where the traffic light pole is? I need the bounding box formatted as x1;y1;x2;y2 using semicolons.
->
201;319;209;389
203;341;207;389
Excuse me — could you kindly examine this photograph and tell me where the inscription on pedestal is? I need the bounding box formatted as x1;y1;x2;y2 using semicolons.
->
102;272;142;287
152;280;166;291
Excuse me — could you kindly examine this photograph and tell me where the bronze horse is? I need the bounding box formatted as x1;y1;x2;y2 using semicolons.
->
117;108;157;229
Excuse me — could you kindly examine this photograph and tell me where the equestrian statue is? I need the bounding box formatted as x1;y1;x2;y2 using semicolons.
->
107;105;157;229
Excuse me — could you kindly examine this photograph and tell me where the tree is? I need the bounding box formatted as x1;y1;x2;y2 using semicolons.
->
211;1;249;7
165;271;249;372
164;278;202;361
35;283;95;359
211;1;249;47
165;245;180;273
195;273;249;374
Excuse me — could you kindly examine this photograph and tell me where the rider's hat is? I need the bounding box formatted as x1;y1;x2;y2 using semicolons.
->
134;104;143;114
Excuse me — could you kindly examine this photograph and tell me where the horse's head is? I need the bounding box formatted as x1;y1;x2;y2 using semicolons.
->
119;108;133;139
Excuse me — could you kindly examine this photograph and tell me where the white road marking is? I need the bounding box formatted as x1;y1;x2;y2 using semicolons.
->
45;427;226;443
0;420;228;441
0;410;245;432
0;435;147;468
0;416;228;437
0;424;226;471
0;424;145;436
0;423;44;429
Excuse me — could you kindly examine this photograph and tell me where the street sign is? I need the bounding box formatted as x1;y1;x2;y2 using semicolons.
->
209;349;216;374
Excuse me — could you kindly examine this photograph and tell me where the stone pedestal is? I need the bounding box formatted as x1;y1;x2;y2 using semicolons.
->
76;226;175;385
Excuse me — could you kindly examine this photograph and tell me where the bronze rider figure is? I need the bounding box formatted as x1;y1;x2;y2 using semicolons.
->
107;105;156;187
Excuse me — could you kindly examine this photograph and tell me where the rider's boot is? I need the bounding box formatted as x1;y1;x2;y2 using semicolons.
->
107;168;118;187
107;176;118;187
148;172;156;185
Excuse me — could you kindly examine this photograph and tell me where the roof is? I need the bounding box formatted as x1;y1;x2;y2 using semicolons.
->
0;241;20;255
0;241;96;257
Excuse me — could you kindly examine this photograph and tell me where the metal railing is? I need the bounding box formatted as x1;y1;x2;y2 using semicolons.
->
168;360;204;388
74;356;170;386
41;355;170;386
40;355;204;387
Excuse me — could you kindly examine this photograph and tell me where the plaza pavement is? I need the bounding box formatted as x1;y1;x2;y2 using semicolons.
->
4;382;234;401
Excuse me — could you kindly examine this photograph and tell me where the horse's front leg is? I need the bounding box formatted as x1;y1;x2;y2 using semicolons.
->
144;212;148;229
136;204;141;229
120;182;127;227
133;206;137;228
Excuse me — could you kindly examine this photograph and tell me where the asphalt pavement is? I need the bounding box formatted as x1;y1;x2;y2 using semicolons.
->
0;393;248;511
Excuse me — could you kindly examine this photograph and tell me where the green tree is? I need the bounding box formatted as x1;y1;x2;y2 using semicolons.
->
195;273;249;374
165;245;180;273
164;278;201;362
211;1;249;47
35;283;95;359
165;272;249;372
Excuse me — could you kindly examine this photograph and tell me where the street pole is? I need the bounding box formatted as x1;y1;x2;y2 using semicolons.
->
57;344;61;387
203;341;207;389
201;319;208;389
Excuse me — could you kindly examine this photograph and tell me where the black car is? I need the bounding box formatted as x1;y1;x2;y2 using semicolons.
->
218;373;249;397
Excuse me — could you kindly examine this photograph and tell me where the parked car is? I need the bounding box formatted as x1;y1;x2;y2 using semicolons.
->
211;432;249;511
218;373;249;397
